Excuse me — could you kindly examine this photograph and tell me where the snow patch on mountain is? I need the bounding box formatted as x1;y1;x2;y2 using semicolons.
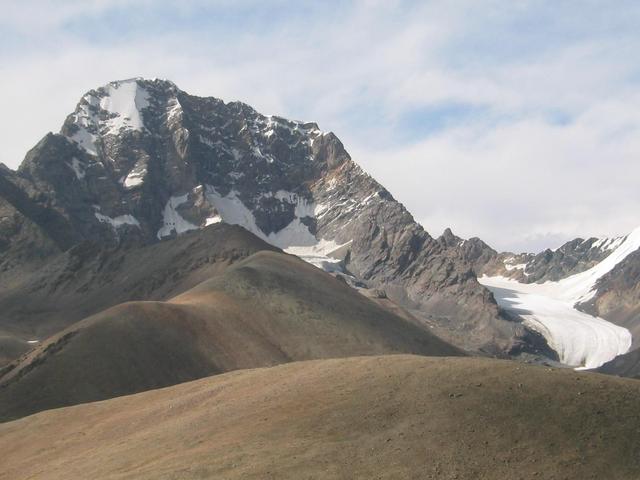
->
592;235;626;252
204;187;318;247
558;227;640;305
256;115;324;150
154;182;352;268
202;186;348;271
266;217;316;249
99;79;150;135
504;259;527;272
69;121;99;156
122;161;147;189
157;194;199;239
166;97;183;122
65;79;150;155
204;187;262;237
67;158;85;180
205;214;222;226
94;211;140;229
286;239;351;272
123;170;145;189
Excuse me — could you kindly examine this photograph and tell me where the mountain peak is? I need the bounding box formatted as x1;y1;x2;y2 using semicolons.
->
2;79;525;358
61;78;159;155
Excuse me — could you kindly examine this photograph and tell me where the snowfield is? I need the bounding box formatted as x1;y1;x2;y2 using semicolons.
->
479;226;640;369
67;78;150;156
157;194;199;239
99;79;150;135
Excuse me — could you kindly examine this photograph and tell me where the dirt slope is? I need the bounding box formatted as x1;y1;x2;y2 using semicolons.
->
1;355;639;480
0;252;459;422
0;223;276;364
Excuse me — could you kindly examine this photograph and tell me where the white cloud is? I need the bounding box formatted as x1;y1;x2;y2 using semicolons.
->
1;1;639;251
356;96;640;252
0;0;137;31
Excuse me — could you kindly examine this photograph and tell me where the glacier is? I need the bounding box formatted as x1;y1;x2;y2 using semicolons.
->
480;227;640;369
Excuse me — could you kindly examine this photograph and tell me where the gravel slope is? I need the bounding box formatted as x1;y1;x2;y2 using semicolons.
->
1;355;639;480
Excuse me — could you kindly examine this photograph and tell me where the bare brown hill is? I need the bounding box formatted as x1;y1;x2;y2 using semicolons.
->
1;355;639;480
0;252;460;422
0;223;277;365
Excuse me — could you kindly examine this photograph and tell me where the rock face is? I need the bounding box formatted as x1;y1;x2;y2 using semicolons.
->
581;249;640;347
475;236;627;283
0;78;537;356
0;165;70;275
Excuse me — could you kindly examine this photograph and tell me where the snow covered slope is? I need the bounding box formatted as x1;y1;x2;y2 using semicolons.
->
66;78;150;156
480;228;640;368
559;226;640;305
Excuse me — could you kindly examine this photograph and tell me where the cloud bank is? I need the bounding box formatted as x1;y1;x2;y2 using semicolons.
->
2;0;639;251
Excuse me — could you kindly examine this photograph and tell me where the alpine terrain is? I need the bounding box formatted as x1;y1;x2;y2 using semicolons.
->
476;228;640;370
0;77;542;360
1;78;640;479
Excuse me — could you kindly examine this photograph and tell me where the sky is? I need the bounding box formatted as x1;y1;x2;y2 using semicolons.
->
1;0;639;252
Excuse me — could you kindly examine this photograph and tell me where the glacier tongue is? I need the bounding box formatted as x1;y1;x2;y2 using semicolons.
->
480;275;631;369
479;228;640;369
